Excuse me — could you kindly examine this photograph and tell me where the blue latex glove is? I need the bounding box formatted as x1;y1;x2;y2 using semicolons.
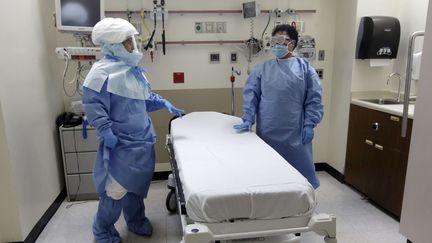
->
101;128;118;149
164;101;184;117
302;125;314;144
233;120;253;132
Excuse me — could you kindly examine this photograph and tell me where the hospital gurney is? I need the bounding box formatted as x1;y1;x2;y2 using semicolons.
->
165;112;336;243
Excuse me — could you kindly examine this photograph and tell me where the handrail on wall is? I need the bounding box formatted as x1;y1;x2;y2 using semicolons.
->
401;31;424;137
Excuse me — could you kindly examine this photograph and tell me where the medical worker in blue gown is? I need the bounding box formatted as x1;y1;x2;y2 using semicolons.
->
83;18;184;243
234;24;323;189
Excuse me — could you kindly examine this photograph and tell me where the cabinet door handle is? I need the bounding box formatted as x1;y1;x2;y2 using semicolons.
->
372;122;379;131
365;139;374;146
390;116;400;122
374;144;384;151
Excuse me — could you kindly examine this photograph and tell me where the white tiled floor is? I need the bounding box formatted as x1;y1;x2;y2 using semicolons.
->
36;172;407;243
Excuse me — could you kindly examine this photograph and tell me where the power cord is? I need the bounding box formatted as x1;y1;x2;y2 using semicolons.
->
62;50;75;97
261;10;272;41
61;50;92;97
65;201;94;209
71;126;82;201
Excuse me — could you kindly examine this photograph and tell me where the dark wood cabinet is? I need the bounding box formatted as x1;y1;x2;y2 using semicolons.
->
345;104;413;217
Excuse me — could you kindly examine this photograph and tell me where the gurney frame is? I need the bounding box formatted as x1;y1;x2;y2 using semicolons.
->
165;117;337;243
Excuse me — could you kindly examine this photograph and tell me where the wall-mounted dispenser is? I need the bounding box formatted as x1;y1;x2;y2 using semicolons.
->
356;16;401;59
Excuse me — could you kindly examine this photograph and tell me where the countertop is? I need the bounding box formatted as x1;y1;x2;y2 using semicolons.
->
351;99;415;119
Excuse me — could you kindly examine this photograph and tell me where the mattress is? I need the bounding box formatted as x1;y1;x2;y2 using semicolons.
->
170;112;316;223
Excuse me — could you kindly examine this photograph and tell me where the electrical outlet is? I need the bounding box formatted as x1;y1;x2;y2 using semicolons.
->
216;22;227;33
316;69;324;79
205;22;215;33
318;50;325;61
263;34;271;51
231;52;238;63
195;22;203;33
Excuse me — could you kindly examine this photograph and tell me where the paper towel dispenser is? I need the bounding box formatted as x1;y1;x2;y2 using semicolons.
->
356;16;400;59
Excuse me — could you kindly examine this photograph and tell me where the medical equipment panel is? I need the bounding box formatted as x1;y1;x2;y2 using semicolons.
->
297;35;316;61
56;47;102;61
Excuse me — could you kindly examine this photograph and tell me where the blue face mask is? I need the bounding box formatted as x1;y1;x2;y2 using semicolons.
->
101;43;143;67
272;44;289;59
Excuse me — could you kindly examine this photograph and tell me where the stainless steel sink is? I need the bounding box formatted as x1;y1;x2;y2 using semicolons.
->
359;98;404;105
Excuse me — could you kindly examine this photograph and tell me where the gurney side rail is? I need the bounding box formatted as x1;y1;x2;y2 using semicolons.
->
166;135;187;215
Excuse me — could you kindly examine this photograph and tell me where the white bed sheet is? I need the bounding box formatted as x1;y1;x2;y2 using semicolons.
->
171;112;316;223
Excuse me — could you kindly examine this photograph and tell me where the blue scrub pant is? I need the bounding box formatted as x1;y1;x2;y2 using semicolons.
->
93;192;153;243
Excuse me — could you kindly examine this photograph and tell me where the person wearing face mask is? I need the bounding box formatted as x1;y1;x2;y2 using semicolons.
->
233;24;323;189
82;18;184;243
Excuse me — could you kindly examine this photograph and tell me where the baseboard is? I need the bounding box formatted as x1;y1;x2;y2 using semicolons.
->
315;162;345;183
314;162;328;172
24;189;66;243
152;171;171;180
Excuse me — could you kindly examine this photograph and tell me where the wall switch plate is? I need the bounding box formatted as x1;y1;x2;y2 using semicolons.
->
316;69;324;79
210;53;220;63
318;50;325;61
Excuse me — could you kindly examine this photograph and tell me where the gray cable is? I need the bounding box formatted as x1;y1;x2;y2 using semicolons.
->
72;126;82;201
62;51;76;97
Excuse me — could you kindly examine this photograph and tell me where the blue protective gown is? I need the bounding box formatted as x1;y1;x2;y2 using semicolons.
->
83;81;166;198
83;40;165;242
242;57;323;188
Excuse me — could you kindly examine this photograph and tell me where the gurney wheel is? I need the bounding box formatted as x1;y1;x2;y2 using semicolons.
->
166;190;177;213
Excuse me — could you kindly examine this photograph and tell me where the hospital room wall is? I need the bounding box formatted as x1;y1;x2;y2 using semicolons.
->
54;0;337;169
327;0;357;173
0;102;22;243
327;0;402;173
0;0;64;240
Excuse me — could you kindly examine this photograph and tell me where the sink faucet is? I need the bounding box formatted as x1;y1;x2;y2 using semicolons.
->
386;72;402;102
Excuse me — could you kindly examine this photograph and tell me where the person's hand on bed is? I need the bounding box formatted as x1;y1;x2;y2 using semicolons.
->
233;120;252;132
164;100;185;117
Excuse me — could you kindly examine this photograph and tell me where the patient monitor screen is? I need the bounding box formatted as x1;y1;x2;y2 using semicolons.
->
60;0;101;28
